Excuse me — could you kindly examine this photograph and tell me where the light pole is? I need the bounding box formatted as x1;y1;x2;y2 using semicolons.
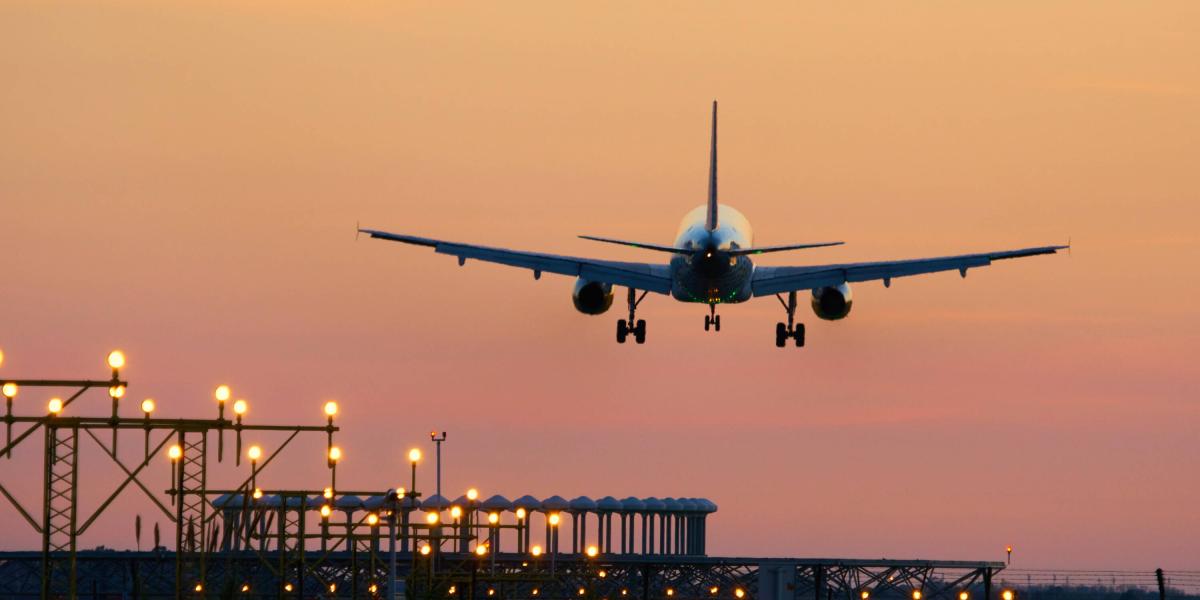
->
430;431;446;497
408;448;422;494
2;382;15;459
215;385;230;460
328;446;342;493
1005;545;1012;565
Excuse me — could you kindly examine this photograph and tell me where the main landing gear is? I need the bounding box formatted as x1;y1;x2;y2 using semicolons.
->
704;303;721;332
774;291;805;348
616;288;648;344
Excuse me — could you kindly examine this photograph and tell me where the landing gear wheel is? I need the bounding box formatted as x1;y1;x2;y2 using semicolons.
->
775;323;787;348
616;320;628;344
774;291;806;348
713;315;721;331
634;319;646;344
794;323;806;347
704;315;711;331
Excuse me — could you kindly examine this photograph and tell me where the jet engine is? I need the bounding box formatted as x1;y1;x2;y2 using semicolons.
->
811;283;853;320
572;279;614;315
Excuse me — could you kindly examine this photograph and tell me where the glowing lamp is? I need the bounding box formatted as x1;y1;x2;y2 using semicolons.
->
862;592;871;600
450;506;463;519
912;592;923;600
466;488;479;501
107;350;126;370
530;545;544;557
734;589;745;599
320;505;332;518
1001;592;1014;600
233;399;247;416
548;513;561;526
109;385;125;399
323;401;338;416
408;448;422;463
367;513;379;526
328;446;342;462
420;544;431;555
247;445;262;461
475;544;488;556
516;507;527;519
215;385;231;403
167;444;182;461
141;398;155;414
959;592;969;600
426;511;440;525
253;488;263;499
323;487;334;499
2;383;16;398
47;397;63;415
710;587;719;595
586;545;599;558
488;512;500;525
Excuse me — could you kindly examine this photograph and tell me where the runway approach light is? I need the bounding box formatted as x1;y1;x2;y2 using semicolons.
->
247;445;262;462
451;506;463;519
488;512;500;525
2;383;16;399
367;513;379;526
734;589;746;599
1002;591;1014;600
530;545;544;557
426;511;440;525
324;401;338;417
324;487;334;499
109;385;125;399
328;446;342;462
959;592;969;600
233;399;247;416
912;591;923;600
320;505;332;519
466;488;479;501
215;385;231;403
861;592;870;600
48;397;63;415
475;544;489;556
516;507;527;519
408;448;422;463
586;545;599;558
168;445;182;461
107;350;126;370
709;586;718;595
548;513;561;526
141;398;155;414
420;543;432;555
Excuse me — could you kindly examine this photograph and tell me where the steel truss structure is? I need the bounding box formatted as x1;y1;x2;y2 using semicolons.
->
0;357;1003;599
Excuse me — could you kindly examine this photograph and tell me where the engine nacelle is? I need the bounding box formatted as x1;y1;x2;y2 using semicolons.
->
572;279;614;315
811;283;853;320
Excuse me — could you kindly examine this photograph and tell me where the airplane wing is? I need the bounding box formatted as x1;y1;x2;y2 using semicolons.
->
359;228;674;294
751;245;1068;296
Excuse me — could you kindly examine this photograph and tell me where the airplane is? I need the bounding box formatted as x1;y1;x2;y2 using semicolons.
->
359;101;1067;347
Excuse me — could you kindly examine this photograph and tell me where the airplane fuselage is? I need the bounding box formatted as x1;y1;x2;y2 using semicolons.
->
669;204;755;304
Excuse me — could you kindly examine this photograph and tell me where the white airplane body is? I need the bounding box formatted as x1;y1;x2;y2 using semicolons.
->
361;102;1066;347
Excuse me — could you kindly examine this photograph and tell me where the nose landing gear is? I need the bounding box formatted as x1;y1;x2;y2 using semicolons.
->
616;288;648;344
704;304;721;332
774;291;805;348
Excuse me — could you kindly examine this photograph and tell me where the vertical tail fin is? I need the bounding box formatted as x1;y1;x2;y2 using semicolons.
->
705;100;719;232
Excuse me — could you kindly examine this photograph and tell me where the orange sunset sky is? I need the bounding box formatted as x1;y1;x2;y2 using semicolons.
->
1;2;1198;569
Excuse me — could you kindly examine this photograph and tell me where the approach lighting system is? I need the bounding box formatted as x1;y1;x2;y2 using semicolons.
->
530;545;544;557
233;399;247;416
247;445;262;462
324;401;338;417
488;512;500;525
450;506;463;519
548;513;561;526
959;592;969;600
320;505;332;519
215;385;231;403
109;385;125;399
2;383;16;399
426;511;440;525
48;397;63;415
467;488;479;501
1001;592;1014;600
141;398;155;414
734;589;746;599
586;545;599;557
366;513;380;526
516;507;527;519
107;350;126;371
168;445;182;461
475;544;489;556
328;446;342;462
408;448;422;463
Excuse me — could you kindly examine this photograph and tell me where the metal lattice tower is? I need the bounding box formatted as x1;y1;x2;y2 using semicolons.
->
41;423;80;599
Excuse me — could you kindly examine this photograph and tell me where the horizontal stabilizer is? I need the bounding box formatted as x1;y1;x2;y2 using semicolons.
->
578;235;691;254
728;241;845;256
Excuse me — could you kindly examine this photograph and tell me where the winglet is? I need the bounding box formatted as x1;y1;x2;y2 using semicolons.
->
705;100;719;232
